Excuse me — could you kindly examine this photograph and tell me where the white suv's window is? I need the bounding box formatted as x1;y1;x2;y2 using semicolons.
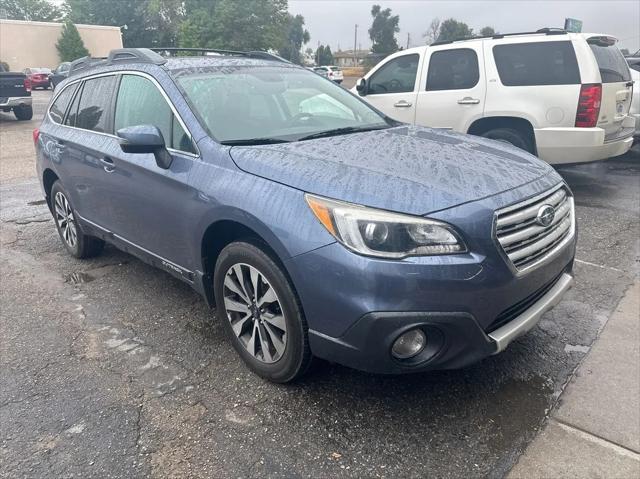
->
368;54;419;94
492;41;580;86
426;48;479;91
588;41;631;83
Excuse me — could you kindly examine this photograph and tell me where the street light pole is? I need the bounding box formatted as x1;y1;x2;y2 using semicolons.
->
354;24;358;67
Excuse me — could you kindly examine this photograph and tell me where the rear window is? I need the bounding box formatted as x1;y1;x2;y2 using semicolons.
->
493;41;580;86
588;41;631;82
427;48;479;91
330;67;340;71
49;83;78;124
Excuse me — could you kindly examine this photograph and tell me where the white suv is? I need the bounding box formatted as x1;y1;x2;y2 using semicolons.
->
353;30;634;164
315;66;344;84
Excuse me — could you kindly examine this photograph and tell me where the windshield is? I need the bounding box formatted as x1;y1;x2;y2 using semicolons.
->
176;65;389;144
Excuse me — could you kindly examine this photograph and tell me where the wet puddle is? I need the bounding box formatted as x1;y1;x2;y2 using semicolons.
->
27;199;47;206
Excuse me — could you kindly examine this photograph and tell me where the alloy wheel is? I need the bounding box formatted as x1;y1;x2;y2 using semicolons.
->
223;263;287;363
54;191;78;248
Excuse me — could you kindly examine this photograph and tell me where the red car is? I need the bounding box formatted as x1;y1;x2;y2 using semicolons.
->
23;67;52;89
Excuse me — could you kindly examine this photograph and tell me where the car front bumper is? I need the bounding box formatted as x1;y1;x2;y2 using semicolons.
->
0;96;32;108
286;231;576;374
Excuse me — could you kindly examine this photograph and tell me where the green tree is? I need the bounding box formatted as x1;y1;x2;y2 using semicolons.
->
1;0;62;21
65;0;183;47
56;20;90;62
278;14;310;64
179;0;288;51
368;4;399;55
437;19;473;42
315;44;333;66
479;26;496;37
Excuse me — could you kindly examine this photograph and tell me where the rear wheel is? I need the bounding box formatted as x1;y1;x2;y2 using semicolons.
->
213;241;312;383
51;181;104;259
13;105;33;121
481;128;534;154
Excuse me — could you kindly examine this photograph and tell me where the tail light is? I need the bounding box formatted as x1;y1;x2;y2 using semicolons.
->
24;78;32;92
33;128;40;145
575;83;602;128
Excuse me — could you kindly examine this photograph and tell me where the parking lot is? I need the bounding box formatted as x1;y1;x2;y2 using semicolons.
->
1;89;638;478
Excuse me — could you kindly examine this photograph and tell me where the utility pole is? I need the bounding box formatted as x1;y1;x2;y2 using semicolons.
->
406;32;410;49
354;24;358;67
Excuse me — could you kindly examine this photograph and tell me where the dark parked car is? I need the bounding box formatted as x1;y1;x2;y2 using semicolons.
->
23;67;52;89
35;48;576;382
50;62;71;90
0;63;32;120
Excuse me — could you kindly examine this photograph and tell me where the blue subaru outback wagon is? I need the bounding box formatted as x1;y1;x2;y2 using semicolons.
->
35;48;576;382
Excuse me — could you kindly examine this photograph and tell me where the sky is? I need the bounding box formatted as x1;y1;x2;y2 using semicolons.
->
289;0;640;53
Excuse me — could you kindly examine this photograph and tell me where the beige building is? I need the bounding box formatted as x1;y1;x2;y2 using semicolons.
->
333;49;370;68
0;19;123;71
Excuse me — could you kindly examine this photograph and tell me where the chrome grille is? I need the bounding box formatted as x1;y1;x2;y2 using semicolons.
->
495;184;574;272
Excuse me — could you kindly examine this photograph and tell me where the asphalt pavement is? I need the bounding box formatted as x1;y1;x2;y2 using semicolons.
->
1;90;639;478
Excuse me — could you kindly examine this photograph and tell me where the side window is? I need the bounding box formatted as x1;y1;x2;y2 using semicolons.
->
75;75;117;133
64;83;83;127
493;41;580;86
368;54;419;94
426;49;479;91
49;83;78;124
114;75;195;154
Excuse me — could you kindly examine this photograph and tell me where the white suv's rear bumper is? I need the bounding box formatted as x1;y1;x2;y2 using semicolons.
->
535;118;635;164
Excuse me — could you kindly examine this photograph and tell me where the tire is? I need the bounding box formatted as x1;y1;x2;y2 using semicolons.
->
13;105;33;121
50;181;105;259
214;241;312;383
481;128;534;154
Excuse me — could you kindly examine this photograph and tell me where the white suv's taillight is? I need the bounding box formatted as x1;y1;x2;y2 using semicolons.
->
575;83;602;128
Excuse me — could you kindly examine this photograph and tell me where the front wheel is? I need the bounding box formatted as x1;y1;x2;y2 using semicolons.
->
50;181;104;259
13;105;33;121
481;128;534;154
213;241;312;383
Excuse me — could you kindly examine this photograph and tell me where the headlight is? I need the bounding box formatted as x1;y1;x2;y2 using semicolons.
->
305;194;466;258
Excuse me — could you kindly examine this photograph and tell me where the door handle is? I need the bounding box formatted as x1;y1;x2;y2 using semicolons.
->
100;157;115;173
457;97;480;105
393;100;413;108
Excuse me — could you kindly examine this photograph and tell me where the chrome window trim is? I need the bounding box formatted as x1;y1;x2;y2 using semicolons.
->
492;182;576;276
46;70;200;159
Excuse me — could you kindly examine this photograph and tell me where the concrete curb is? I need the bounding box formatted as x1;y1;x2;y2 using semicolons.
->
509;282;640;478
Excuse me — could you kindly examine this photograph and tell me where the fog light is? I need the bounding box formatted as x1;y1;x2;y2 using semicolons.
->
391;329;426;359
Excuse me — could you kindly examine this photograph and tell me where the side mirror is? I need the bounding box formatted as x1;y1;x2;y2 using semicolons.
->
117;124;173;169
356;78;367;96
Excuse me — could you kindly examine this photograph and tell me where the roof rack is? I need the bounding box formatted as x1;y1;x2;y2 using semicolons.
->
150;47;290;63
68;48;167;77
430;28;567;46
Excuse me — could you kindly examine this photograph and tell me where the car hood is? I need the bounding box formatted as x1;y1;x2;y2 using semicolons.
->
228;126;555;215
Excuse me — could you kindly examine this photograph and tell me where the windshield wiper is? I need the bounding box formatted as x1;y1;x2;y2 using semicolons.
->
297;125;390;142
220;137;291;146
